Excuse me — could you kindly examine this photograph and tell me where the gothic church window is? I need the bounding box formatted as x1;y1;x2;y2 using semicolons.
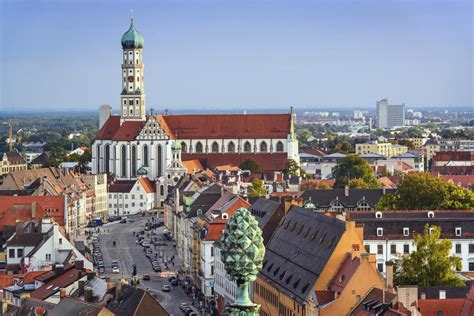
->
181;142;187;153
276;141;284;152
196;142;203;153
211;142;219;153
105;144;110;173
157;145;162;176
244;141;252;152
227;142;235;153
121;145;127;177
131;146;137;177
260;141;268;152
143;145;149;166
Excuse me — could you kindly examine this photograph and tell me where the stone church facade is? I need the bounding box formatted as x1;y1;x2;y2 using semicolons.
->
92;19;299;208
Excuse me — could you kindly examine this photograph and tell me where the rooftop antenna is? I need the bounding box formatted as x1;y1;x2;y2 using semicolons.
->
150;108;154;116
164;108;169;115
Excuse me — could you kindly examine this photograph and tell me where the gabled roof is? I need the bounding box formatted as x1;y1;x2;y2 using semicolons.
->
298;189;397;208
182;153;288;172
348;210;474;240
323;152;347;158
259;205;346;305
30;265;86;300
349;287;398;316
106;284;169;316
6;233;44;247
0;196;66;227
139;177;155;193
108;180;136;193
249;198;282;230
434;151;472;162
15;297;55;316
162;113;290;139
50;297;102;316
5;152;27;165
183;159;204;174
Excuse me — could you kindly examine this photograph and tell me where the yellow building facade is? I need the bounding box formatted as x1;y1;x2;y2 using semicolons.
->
356;142;408;157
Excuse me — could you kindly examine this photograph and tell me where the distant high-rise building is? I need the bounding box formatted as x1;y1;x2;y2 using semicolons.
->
376;98;405;128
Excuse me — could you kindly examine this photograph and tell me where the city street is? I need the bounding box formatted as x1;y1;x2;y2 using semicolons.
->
96;214;195;315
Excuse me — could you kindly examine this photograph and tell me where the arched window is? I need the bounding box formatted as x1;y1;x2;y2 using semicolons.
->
121;145;127;177
211;142;219;153
260;141;268;152
105;144;110;173
96;144;101;172
143;145;149;166
131;146;137;177
157;145;162;176
227;142;235;153
244;141;252;153
181;142;187;153
196;142;204;153
276;141;284;152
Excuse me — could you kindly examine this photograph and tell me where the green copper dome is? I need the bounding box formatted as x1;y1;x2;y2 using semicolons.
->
137;167;148;176
121;19;144;49
171;140;181;151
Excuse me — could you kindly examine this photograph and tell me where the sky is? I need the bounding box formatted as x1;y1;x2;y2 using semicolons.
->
0;0;472;113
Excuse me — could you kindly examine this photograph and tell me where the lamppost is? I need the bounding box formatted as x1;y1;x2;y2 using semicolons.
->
220;207;265;316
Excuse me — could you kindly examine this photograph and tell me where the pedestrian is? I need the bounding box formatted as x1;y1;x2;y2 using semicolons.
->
136;240;138;245
172;261;175;267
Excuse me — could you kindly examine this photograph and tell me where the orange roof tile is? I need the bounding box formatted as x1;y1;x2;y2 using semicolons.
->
183;159;204;174
22;271;47;285
139;177;155;193
0;196;66;227
214;164;240;171
418;298;465;316
0;274;14;288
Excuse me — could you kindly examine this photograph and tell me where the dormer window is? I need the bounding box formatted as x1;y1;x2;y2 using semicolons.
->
427;211;434;218
429;227;434;235
403;227;410;237
455;227;462;237
377;228;383;237
375;211;382;219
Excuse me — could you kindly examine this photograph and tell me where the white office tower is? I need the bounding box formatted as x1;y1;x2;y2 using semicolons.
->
376;98;405;129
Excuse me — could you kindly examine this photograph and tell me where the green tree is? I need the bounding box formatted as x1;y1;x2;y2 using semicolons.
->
240;158;261;172
333;154;379;189
348;178;370;189
77;149;92;173
376;173;474;210
394;225;463;286
248;179;267;197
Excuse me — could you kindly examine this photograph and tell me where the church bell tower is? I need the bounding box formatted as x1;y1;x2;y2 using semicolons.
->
120;17;145;122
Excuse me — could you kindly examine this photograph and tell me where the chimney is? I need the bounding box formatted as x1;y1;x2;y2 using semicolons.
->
344;185;349;197
84;286;93;302
382;187;386;195
385;261;394;290
54;264;64;275
15;220;24;234
60;289;66;298
420;292;426;300
78;280;85;296
74;260;84;270
31;202;37;218
439;290;446;299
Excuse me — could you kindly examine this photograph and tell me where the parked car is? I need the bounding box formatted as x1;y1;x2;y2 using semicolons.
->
142;274;150;281
162;284;171;292
112;266;120;274
120;218;127;224
180;303;189;312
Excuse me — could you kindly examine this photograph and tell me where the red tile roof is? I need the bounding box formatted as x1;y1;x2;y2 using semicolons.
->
183;160;204;174
0;273;14;288
108;180;136;193
5;152;27;165
162;114;291;139
182;153;288;172
95;115;121;140
31;266;86;300
418;298;465;316
0;196;65;227
439;175;474;188
139;177;155;193
22;271;48;285
112;120;145;141
434;151;472;162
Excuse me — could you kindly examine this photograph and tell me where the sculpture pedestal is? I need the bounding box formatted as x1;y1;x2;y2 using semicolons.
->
226;304;260;316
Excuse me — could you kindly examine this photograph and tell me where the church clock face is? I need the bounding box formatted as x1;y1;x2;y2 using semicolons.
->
127;76;134;83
